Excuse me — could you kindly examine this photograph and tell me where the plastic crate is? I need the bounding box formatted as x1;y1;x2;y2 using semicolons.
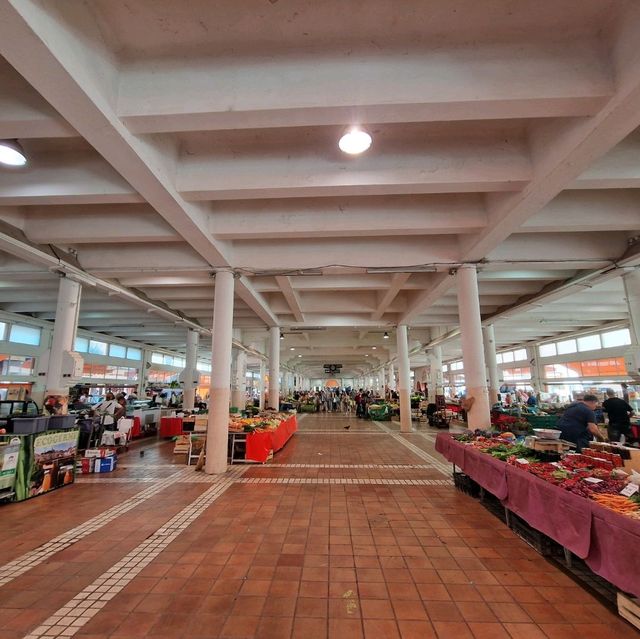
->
525;414;559;428
11;416;49;434
48;415;77;430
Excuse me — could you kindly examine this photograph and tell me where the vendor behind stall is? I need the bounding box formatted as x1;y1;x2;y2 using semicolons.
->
602;388;634;442
557;394;605;451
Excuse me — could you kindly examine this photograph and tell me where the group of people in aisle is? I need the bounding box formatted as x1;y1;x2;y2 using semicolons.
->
290;388;399;417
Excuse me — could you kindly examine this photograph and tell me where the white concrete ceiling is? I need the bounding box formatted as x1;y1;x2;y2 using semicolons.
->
0;0;639;377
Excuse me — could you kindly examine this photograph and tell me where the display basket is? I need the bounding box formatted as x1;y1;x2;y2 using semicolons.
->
524;414;559;429
11;416;49;434
48;415;77;430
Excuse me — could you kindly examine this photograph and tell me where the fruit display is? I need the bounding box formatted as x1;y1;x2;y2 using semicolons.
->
454;432;639;517
228;412;291;433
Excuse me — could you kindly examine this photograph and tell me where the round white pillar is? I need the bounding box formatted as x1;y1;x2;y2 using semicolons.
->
379;367;386;397
397;325;412;433
231;348;247;411
205;270;235;475
269;327;280;409
482;324;500;406
426;347;443;403
45;276;82;412
457;266;491;428
183;329;199;411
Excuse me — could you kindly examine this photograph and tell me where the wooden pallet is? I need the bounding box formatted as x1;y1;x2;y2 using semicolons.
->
618;592;640;630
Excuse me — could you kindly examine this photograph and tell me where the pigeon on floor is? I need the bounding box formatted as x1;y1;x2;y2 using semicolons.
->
344;424;351;430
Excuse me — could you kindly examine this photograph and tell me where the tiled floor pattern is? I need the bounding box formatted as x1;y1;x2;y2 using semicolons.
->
373;423;452;477
0;470;186;587
0;413;637;639
23;466;248;639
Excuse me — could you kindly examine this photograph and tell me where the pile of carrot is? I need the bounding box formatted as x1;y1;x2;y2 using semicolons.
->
591;493;639;515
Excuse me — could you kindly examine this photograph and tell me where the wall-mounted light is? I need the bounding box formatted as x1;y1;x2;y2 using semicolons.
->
383;331;389;339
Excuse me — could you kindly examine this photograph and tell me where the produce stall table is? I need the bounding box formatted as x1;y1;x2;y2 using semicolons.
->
230;414;297;464
159;416;183;438
436;432;640;598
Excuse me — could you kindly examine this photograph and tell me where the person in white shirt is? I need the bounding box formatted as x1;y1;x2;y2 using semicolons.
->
94;392;124;429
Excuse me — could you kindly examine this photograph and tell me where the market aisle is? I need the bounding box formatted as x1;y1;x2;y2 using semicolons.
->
0;414;636;639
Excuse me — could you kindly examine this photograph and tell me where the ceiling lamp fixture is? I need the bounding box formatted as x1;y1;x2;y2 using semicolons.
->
372;346;377;350
280;332;284;340
290;347;295;351
383;331;389;339
298;354;302;358
338;127;372;155
0;140;27;167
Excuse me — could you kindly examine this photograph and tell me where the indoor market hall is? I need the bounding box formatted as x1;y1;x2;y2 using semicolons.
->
1;1;640;638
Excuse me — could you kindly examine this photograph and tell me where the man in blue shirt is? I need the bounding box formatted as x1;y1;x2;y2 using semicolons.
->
557;394;605;451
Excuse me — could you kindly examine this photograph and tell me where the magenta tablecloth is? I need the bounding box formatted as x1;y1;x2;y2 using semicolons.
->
435;432;465;468
435;432;640;597
504;464;592;558
586;502;640;597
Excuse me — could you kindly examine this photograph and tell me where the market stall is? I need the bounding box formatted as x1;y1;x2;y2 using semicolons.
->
436;432;640;599
228;413;297;463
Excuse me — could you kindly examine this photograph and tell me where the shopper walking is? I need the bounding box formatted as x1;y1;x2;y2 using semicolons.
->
602;388;634;442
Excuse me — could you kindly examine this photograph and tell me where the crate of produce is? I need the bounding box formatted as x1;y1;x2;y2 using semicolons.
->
368;404;390;421
11;416;49;434
47;415;77;430
524;414;559;429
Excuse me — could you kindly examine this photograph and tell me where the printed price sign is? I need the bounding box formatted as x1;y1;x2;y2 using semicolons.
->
584;477;603;484
620;483;639;497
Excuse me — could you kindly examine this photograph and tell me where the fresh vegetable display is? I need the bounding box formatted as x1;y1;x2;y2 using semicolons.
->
229;412;292;433
454;432;639;517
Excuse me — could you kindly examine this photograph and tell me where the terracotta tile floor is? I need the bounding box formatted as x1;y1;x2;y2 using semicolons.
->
0;413;637;639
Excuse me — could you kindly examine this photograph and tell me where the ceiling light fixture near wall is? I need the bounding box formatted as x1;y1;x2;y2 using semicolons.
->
290;347;295;351
0;140;27;166
372;346;377;350
298;354;302;358
280;332;284;340
383;332;389;339
338;127;372;155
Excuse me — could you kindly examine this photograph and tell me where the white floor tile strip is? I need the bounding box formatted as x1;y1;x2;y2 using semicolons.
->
236;477;452;486
24;465;249;639
297;430;386;434
373;422;452;477
0;469;189;588
263;463;435;468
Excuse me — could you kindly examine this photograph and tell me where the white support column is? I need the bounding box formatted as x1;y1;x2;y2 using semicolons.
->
397;325;412;433
482;324;500;406
527;345;543;395
182;329;199;411
387;363;395;392
45;276;81;413
426;347;443;404
136;349;148;398
379;367;386;397
457;266;491;429
206;270;235;475
623;270;640;377
259;359;267;409
231;348;247;411
269;327;280;409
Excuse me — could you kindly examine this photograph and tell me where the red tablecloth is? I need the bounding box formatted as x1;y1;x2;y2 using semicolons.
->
436;432;640;597
130;416;142;438
159;417;183;438
245;415;297;463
